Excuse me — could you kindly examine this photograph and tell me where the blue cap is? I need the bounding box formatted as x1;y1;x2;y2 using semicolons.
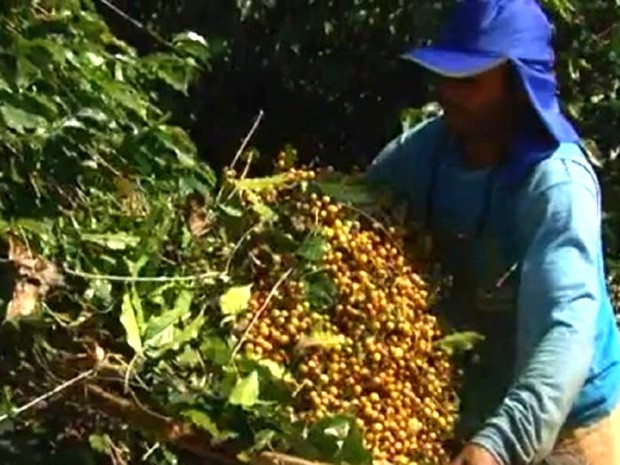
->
404;0;555;75
402;0;582;182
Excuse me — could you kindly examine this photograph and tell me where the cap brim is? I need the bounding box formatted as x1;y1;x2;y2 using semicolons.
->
401;47;508;78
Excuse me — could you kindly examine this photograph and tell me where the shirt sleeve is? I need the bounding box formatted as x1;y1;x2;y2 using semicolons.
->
470;158;602;464
364;117;443;222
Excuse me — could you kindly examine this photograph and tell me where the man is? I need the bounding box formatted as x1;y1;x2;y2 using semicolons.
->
365;0;620;464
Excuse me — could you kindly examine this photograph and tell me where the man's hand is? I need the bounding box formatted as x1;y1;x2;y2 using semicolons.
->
449;444;502;465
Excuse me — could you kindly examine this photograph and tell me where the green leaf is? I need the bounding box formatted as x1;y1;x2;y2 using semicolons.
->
147;313;206;357
250;200;276;221
81;232;140;250
144;288;194;349
0;73;9;91
182;409;237;443
173;31;211;63
14;219;55;239
0;219;9;235
303;271;337;310
256;359;290;381
220;284;252;316
88;433;111;454
201;336;232;366
76;107;109;125
219;203;244;217
262;229;299;254
146;54;194;93
305;415;372;465
102;80;148;119
316;179;376;205
0;105;46;133
174;287;194;314
296;233;327;262
542;0;575;20
120;288;143;354
172;314;206;347
155;124;197;167
233;174;291;191
228;370;260;407
178;174;214;196
15;55;40;88
84;279;112;304
334;418;372;465
251;429;278;452
296;329;347;352
23;38;67;68
436;331;485;356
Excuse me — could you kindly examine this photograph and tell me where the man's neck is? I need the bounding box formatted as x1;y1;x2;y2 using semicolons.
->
460;136;511;170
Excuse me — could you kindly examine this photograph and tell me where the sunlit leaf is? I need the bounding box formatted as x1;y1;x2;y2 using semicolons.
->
296;329;348;352
81;232;140;250
220;284;252;316
145;54;194;93
297;415;371;465
182;409;237;443
121;288;143;354
88;433;111;454
219;203;244;217
144;288;194;349
250;199;276;221
256;359;287;379
0;105;46;133
155;124;198;166
173;31;211;63
233;174;291;191
172;314;206;347
228;370;260;407
436;331;485;355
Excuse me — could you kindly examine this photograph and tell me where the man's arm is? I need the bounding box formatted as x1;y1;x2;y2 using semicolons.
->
470;158;602;464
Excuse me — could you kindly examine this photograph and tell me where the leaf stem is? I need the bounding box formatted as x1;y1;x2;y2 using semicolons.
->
230;268;293;361
63;266;227;283
0;367;97;423
215;110;264;204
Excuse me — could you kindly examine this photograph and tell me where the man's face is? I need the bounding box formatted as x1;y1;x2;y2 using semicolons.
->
437;64;517;139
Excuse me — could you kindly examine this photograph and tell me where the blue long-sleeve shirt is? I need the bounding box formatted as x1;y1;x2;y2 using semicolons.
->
365;116;620;464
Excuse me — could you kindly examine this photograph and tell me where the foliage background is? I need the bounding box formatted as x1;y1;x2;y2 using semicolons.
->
2;0;620;463
97;0;620;253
